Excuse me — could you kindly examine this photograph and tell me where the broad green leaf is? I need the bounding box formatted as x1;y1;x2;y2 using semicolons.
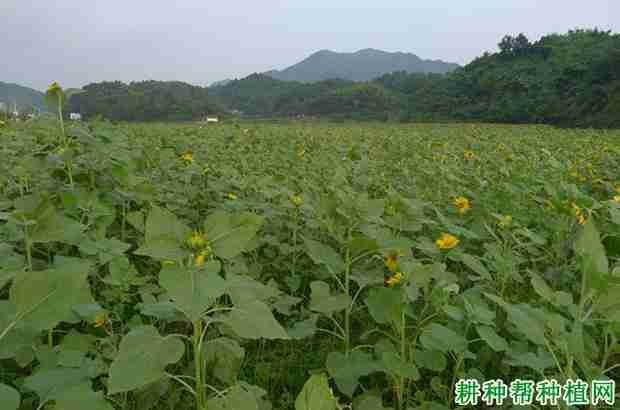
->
530;273;555;303
505;348;556;372
29;207;83;245
134;206;190;261
414;349;447;372
309;281;351;314
126;210;145;232
476;325;508;352
460;254;492;281
326;351;381;397
0;301;37;360
575;219;609;292
365;287;402;324
0;244;22;289
207;384;259;410
462;293;495;325
348;236;378;258
484;293;546;345
303;238;344;275
60;330;97;353
353;393;388;410
204;211;264;259
419;324;467;353
226;273;280;305
133;238;186;261
0;383;20;410
609;206;620;225
159;261;225;322
9;259;92;331
295;374;338;410
23;368;90;402
145;206;190;244
380;351;419;380
287;315;318;339
53;383;113;410
225;300;289;340
78;238;130;264
139;302;183;321
205;338;245;384
108;326;185;394
58;350;86;368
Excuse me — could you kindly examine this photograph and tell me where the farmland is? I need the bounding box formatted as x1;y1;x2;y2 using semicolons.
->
1;118;619;410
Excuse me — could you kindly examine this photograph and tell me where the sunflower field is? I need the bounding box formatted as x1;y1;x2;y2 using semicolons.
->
0;114;619;410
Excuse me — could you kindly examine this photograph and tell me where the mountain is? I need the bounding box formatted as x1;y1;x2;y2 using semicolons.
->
265;48;459;83
0;82;46;112
210;79;233;88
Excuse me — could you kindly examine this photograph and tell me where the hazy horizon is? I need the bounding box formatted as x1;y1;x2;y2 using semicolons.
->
2;0;617;91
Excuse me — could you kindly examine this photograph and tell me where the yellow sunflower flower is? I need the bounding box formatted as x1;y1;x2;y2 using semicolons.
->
181;152;193;162
384;272;403;287
454;197;471;215
463;151;474;161
384;253;399;273
94;313;106;328
571;203;587;225
436;233;460;250
194;249;210;267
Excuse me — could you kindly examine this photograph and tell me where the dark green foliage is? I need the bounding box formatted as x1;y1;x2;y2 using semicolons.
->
213;29;620;127
68;80;223;121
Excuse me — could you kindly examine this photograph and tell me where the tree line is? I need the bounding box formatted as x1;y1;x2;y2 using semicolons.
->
69;29;620;127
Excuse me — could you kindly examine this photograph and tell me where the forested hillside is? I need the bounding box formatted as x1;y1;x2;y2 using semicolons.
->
68;81;223;121
65;29;619;127
391;29;620;127
212;29;620;127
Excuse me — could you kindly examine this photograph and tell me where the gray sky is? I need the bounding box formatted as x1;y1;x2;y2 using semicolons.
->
2;0;617;91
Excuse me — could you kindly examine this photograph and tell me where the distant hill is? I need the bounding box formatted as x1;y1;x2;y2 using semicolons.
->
209;73;304;115
209;79;233;88
68;80;224;121
0;82;46;112
265;48;459;82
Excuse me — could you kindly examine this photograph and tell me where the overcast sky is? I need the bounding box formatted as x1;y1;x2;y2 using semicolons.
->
2;0;617;91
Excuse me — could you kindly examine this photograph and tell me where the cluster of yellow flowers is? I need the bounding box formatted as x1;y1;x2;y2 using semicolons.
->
227;192;238;200
463;150;475;161
187;231;211;267
383;252;404;287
